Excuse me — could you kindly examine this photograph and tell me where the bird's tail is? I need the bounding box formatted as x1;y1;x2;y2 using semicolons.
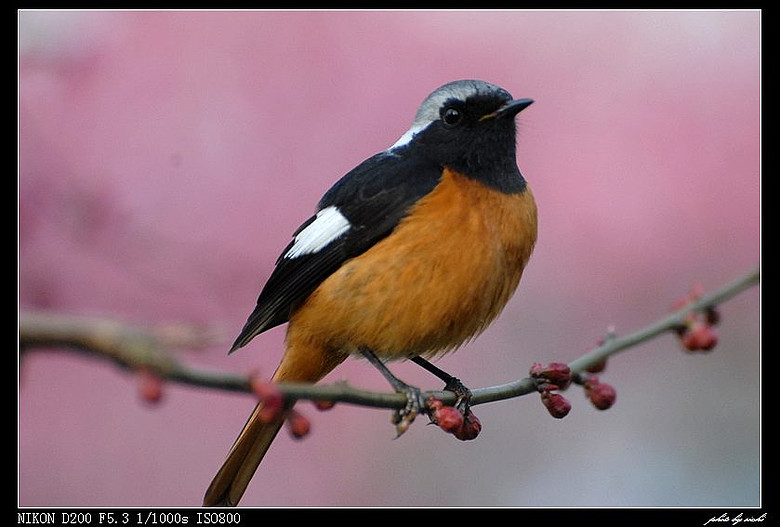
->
203;339;347;507
203;399;286;506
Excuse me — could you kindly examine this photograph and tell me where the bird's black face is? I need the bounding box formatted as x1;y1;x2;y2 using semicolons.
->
389;80;533;192
423;92;518;162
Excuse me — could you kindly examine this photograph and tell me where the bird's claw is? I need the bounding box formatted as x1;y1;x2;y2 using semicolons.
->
444;376;473;414
391;384;427;437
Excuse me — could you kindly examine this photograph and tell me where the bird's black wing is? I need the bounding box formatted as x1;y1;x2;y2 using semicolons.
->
230;151;442;352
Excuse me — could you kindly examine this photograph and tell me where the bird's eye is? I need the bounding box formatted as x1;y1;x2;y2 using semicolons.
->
442;107;463;127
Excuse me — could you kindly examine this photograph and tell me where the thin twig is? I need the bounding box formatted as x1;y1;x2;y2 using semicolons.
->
19;267;760;410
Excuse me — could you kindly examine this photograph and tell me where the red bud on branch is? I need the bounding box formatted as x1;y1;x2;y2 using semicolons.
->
453;410;482;441
287;409;311;439
250;378;285;423
137;368;164;405
584;377;617;410
432;405;464;434
529;362;572;390
314;400;336;411
673;284;720;353
540;391;571;418
426;398;481;440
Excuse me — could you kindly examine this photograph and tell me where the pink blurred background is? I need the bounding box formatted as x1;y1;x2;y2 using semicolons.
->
18;10;760;507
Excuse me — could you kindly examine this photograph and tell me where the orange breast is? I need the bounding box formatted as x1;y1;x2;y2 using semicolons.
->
286;168;538;361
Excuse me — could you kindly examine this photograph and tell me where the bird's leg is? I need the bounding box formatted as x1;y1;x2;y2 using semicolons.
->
410;356;472;414
360;347;426;437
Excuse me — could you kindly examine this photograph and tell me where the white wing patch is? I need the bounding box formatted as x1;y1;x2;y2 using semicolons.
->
284;206;351;259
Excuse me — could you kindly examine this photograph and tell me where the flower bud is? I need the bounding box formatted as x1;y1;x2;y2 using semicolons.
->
584;378;617;410
250;378;285;423
453;410;481;441
137;368;163;405
680;321;718;352
530;362;572;390
314;400;336;411
287;410;311;439
692;324;718;351
673;283;704;310
432;405;464;434
540;391;571;419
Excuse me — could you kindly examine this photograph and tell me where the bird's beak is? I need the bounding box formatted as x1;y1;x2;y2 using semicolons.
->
481;98;534;121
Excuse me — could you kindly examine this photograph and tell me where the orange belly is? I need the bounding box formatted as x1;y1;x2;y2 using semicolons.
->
286;167;538;361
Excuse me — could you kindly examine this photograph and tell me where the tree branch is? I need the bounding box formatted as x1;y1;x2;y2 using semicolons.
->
19;267;760;411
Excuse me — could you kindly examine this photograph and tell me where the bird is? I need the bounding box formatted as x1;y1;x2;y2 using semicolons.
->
203;79;538;506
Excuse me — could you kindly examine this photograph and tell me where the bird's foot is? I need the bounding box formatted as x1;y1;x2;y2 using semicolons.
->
390;382;427;437
443;375;473;415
